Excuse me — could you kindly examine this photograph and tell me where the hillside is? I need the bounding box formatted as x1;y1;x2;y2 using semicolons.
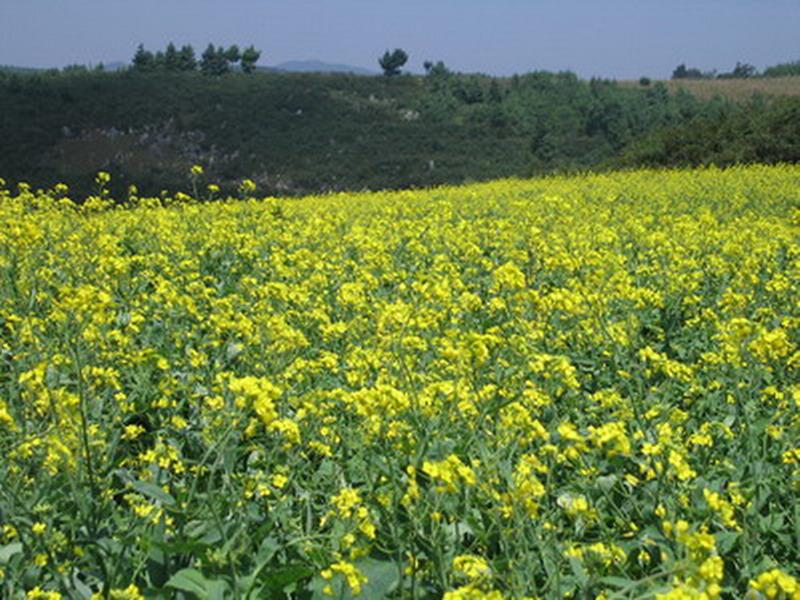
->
0;69;798;197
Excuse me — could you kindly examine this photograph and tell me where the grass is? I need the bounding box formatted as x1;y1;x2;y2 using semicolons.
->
620;76;800;101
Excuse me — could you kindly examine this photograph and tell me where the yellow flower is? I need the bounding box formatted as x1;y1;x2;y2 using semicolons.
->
453;554;492;580
92;585;146;600
27;588;62;600
422;455;477;493
331;487;362;518
0;399;15;430
703;488;738;529
558;494;597;521
122;424;145;440
321;561;368;596
493;261;526;291
31;522;47;536
239;178;257;195
749;569;800;599
668;450;696;481
444;585;504;599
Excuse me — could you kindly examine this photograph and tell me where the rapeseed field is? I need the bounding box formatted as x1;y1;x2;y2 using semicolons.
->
1;165;799;598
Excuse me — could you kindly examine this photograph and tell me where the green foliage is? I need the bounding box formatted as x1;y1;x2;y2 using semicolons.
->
488;79;503;103
672;63;714;80
718;61;758;79
424;60;450;78
133;42;197;73
163;42;180;71
178;45;197;72
379;49;409;77
132;44;155;72
616;96;800;167
763;60;800;77
132;43;252;75
224;44;241;65
672;58;800;80
452;76;485;104
200;44;229;76
240;46;261;74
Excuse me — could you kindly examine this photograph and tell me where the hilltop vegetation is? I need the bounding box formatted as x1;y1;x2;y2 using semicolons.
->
669;59;800;81
0;66;798;197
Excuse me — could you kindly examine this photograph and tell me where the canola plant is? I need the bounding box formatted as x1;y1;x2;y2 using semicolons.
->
1;166;799;598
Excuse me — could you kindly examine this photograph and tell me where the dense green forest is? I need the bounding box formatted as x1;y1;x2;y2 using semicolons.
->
619;96;800;167
0;67;798;197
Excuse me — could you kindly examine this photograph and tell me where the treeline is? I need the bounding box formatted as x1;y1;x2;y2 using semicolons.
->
672;59;800;80
132;43;261;75
763;60;800;78
0;66;797;198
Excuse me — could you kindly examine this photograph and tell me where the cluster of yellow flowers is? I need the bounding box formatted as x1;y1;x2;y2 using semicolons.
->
0;165;798;597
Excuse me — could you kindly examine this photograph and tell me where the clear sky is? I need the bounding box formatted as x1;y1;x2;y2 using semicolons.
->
1;0;798;79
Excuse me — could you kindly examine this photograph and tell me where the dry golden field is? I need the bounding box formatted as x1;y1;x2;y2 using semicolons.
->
619;76;800;101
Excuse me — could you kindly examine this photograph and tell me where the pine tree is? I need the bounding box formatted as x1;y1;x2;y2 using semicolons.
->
178;45;197;72
240;46;261;74
224;45;241;65
201;44;228;75
164;42;179;71
153;51;166;70
132;44;155;72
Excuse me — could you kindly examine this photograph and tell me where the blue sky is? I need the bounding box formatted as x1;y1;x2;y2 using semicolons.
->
1;0;798;78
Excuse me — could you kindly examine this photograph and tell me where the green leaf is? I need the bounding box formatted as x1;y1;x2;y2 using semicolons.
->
166;568;211;595
205;580;228;600
263;564;314;593
166;567;230;599
132;480;176;507
794;502;800;549
0;542;22;563
256;536;280;562
238;537;282;593
356;558;399;598
308;558;398;599
71;572;94;598
715;531;739;554
596;474;618;492
567;556;589;586
600;576;635;589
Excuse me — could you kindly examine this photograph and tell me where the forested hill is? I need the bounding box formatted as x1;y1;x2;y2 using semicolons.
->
1;68;798;197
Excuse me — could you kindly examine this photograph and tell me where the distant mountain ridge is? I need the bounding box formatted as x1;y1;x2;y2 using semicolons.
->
272;60;376;75
0;64;42;74
102;61;128;72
